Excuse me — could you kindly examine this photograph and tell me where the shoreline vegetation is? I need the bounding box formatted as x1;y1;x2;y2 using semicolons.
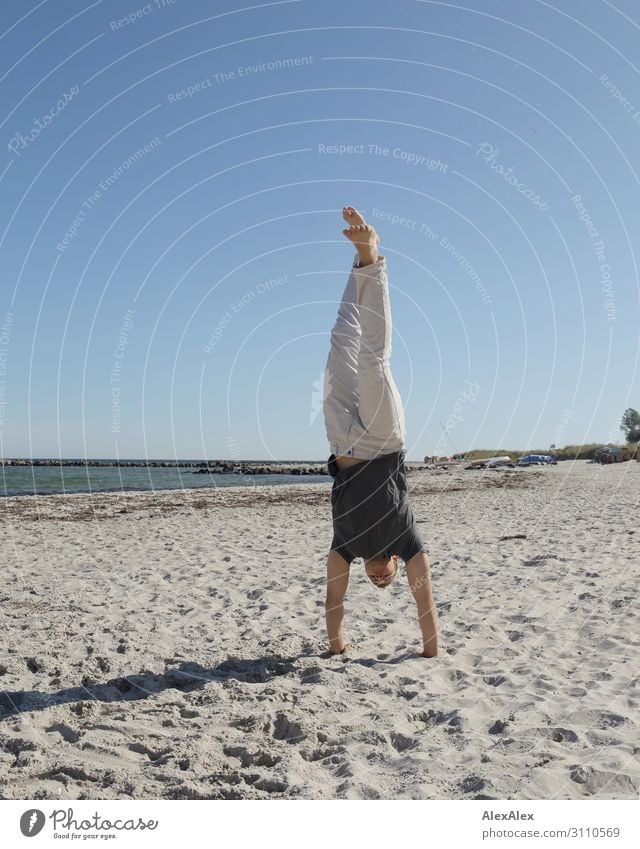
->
458;442;638;462
0;441;637;472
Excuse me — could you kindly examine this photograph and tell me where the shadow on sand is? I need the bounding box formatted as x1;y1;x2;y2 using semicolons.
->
0;651;414;720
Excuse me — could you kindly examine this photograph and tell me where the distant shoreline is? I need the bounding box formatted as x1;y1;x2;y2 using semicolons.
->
0;458;330;474
0;458;432;476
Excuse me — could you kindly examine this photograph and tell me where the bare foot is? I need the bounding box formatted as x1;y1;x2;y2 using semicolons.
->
342;206;380;266
342;206;367;227
342;225;380;266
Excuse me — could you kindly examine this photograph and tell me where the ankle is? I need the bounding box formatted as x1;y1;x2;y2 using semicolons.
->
356;250;379;267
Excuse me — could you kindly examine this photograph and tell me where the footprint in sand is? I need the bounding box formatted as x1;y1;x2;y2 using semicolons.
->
229;715;268;733
301;744;346;763
506;630;524;641
223;744;281;768
411;708;457;728
398;688;419;700
460;775;487;793
39;764;99;784
45;722;81;743
569;765;637;796
298;665;323;685
252;777;288;793
390;732;418;752
545;727;579;743
483;674;507;687
128;742;173;764
271;712;306;744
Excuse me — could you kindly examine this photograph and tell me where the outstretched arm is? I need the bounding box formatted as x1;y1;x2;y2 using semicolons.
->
406;551;439;657
325;549;351;653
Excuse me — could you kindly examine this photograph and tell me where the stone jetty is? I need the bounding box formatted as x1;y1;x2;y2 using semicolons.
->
193;462;328;476
0;458;428;475
0;458;329;475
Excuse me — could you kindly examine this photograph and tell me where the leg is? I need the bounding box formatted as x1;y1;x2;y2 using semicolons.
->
405;551;439;657
322;267;362;455
353;258;406;450
325;548;351;653
336;209;405;457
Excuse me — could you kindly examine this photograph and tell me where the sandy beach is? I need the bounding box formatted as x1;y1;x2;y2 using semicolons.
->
0;460;638;800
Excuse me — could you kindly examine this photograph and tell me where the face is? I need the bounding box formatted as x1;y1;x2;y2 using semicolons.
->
365;556;398;587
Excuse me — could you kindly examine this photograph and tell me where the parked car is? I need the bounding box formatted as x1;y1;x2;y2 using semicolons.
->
466;455;514;469
594;446;630;464
517;454;557;466
486;455;515;468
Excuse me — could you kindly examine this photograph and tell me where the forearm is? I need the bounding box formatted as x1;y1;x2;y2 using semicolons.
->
325;599;346;653
406;553;439;657
415;592;439;657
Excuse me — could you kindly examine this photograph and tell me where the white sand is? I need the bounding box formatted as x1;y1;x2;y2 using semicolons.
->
0;461;638;800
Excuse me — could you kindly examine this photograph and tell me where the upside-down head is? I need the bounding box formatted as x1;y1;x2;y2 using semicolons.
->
365;554;399;589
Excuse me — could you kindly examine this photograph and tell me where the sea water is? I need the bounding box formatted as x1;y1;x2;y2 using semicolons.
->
0;463;329;497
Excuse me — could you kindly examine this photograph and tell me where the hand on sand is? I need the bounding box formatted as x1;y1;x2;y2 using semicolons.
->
342;206;379;266
330;643;354;656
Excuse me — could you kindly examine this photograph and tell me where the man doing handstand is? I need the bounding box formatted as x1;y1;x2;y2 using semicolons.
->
323;206;439;658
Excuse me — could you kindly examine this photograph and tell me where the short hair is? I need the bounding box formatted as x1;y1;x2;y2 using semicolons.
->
374;555;399;590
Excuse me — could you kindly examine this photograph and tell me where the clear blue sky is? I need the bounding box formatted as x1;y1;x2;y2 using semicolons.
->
1;0;638;460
